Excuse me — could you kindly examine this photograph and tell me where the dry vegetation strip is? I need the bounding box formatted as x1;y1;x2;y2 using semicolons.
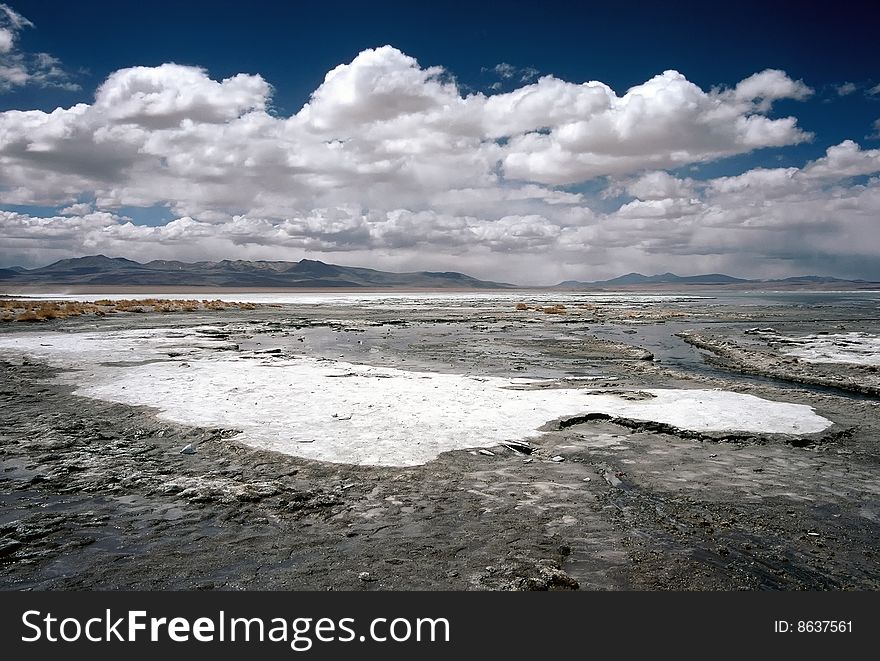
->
0;299;258;322
511;301;688;320
513;302;569;314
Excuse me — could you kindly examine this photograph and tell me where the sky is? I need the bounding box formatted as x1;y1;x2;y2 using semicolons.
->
1;0;879;284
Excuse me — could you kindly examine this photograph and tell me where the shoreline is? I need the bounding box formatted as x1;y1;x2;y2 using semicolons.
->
4;282;880;297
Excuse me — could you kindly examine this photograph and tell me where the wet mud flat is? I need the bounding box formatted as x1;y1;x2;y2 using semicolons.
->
1;293;879;590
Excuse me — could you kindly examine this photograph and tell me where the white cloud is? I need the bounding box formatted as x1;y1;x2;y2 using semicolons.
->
496;69;813;184
487;62;539;84
519;67;540;83
801;139;880;179
94;63;270;127
836;82;857;96
626;171;695;200
299;47;461;136
0;3;76;91
4;139;878;282
0;49;816;208
708;166;801;196
733;68;813;105
0;4;32;29
493;62;516;79
60;202;93;216
1;46;877;282
588;142;880;277
0;26;14;53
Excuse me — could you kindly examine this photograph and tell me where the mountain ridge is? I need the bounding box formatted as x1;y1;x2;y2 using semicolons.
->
2;255;515;289
1;256;876;290
557;272;875;288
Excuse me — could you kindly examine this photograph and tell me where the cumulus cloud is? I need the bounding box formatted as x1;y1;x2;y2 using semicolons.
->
0;3;77;91
59;202;93;216
585;142;880;277
4;139;878;282
94;64;270;128
1;45;876;281
801;139;880;178
626;171;696;200
732;69;813;106
835;82;857;96
495;69;813;184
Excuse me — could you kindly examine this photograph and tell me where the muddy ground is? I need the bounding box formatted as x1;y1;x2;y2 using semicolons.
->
1;293;878;590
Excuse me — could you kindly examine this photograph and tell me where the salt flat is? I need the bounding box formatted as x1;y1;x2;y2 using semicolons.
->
0;325;832;466
0;291;877;591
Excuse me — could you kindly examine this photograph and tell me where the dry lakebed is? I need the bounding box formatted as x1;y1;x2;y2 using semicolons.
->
0;290;878;590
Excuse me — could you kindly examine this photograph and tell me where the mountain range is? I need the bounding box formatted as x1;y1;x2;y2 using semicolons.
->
557;272;877;288
0;256;875;290
0;255;514;289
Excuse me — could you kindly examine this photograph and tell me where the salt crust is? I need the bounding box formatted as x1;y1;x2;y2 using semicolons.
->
0;328;832;466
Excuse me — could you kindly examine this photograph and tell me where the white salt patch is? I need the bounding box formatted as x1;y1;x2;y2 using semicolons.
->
0;328;832;466
775;332;880;366
0;326;236;365
578;390;831;436
77;356;602;466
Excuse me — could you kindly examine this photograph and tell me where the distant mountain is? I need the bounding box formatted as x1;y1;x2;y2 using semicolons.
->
773;275;854;284
557;272;877;289
1;255;515;289
3;258;875;291
561;272;749;287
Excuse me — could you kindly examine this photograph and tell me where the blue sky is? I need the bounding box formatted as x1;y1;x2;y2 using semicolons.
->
1;1;879;282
